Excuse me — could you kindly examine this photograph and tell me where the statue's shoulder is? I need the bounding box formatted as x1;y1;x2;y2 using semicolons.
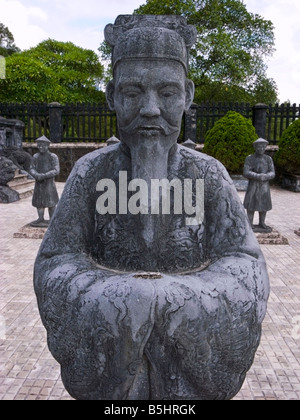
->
177;145;232;185
245;153;255;162
264;154;273;162
49;151;59;161
177;144;217;166
72;143;122;179
178;145;228;171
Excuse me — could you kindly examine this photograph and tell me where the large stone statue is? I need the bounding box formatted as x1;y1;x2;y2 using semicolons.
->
243;138;275;233
30;136;60;227
34;15;269;400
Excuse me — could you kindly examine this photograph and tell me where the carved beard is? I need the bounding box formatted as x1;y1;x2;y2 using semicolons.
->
119;116;179;179
119;123;179;248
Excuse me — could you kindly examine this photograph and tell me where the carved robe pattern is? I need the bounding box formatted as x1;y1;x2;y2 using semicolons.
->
34;143;269;400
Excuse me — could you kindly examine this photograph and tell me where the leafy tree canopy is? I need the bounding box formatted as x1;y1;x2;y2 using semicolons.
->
0;22;20;57
0;39;105;103
132;0;278;104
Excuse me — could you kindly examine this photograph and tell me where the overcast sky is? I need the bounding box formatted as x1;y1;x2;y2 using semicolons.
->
0;0;299;103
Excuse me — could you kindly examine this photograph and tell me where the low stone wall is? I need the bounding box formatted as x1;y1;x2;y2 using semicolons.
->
23;142;279;183
23;142;107;182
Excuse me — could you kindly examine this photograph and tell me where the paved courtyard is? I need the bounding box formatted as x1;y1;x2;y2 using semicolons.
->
0;183;300;400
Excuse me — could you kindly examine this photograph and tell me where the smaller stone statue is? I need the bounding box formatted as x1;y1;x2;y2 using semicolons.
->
243;138;275;232
30;136;60;227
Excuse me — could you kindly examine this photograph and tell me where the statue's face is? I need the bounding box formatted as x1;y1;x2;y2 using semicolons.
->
254;143;267;156
37;142;49;154
107;59;194;148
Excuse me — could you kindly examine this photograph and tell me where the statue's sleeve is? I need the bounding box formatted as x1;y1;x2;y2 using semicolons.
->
265;155;276;181
33;153;270;400
29;154;39;177
43;153;60;179
33;155;103;327
243;155;260;180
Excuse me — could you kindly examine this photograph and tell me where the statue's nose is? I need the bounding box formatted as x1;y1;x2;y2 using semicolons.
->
140;92;161;118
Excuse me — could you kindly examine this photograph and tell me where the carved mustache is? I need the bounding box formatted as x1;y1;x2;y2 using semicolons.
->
120;118;179;136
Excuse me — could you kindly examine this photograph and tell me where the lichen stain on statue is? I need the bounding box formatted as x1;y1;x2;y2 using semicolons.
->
33;15;270;400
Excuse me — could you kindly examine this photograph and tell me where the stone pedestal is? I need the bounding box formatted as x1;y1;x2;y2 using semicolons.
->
0;185;19;203
231;174;249;191
281;173;300;192
7;171;35;199
13;223;47;239
255;228;289;245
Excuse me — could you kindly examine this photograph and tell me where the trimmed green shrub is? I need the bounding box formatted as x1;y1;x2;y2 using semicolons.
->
203;111;258;173
274;119;300;175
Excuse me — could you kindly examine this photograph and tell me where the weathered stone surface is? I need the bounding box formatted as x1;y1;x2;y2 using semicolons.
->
0;185;19;203
0;116;24;149
0;156;19;203
34;15;269;401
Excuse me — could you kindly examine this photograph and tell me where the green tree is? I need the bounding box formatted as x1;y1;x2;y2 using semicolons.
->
274;119;300;175
0;39;105;103
132;0;278;104
0;22;20;56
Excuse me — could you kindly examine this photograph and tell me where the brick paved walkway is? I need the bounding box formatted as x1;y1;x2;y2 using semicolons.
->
0;183;300;400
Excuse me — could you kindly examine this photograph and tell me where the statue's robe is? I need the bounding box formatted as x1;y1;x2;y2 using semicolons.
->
243;154;275;212
30;152;60;208
34;143;269;400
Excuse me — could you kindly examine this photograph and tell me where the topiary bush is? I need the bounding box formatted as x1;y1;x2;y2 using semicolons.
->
274;119;300;175
203;111;258;173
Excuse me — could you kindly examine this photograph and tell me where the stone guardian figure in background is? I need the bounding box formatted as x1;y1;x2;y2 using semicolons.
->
33;15;269;400
30;136;60;227
243;138;275;233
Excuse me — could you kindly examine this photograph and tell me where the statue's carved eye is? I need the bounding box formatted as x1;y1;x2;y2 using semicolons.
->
121;87;141;99
159;87;180;98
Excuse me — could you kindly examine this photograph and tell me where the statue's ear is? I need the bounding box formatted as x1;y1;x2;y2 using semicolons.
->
106;81;115;111
185;79;195;111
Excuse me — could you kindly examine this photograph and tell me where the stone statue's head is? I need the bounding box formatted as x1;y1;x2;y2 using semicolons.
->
253;138;268;156
105;15;197;149
36;135;51;154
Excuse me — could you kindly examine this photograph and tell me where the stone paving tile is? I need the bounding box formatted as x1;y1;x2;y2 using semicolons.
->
0;183;300;400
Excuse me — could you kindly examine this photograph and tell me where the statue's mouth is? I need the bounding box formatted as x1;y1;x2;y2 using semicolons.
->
136;126;163;138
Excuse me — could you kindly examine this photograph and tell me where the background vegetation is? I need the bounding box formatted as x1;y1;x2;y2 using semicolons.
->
1;1;279;104
275;119;300;175
203;111;258;173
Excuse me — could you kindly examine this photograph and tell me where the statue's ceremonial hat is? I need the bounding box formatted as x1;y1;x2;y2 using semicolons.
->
104;15;197;74
253;138;269;145
36;135;51;144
